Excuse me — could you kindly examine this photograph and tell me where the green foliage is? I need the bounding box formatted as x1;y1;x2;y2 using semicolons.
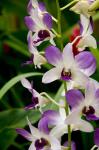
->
0;109;40;150
0;72;43;100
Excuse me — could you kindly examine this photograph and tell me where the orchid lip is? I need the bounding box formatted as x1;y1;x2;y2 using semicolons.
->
25;97;39;110
38;30;50;39
61;68;72;81
35;138;49;149
33;30;50;44
82;105;95;116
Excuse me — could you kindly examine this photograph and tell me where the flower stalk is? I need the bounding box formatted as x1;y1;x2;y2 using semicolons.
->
56;0;63;50
64;82;72;150
40;92;65;107
56;0;72;148
60;0;79;11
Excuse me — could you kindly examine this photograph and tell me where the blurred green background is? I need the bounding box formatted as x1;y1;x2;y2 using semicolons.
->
0;0;99;149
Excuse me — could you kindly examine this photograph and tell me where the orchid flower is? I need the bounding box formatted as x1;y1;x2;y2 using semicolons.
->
76;15;97;50
65;81;99;132
25;31;47;68
38;105;77;150
70;0;95;18
16;118;61;150
38;103;68;138
39;99;93;139
21;78;48;110
25;2;55;46
42;43;96;89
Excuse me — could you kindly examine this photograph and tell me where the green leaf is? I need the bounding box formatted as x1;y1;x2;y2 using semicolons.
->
0;109;40;131
5;39;30;57
0;109;41;150
0;129;17;150
0;72;43;100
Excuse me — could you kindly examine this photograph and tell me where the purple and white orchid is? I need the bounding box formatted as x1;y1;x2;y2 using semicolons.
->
38;107;77;150
26;31;47;68
70;0;95;18
65;81;99;131
42;43;96;89
76;15;97;50
38;103;68;138
25;0;55;46
39;100;93;137
16;118;61;150
21;78;48;110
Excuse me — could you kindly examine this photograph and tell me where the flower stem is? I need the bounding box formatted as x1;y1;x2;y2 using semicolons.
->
56;0;72;148
64;82;72;150
52;16;58;23
52;28;61;38
90;145;98;150
60;0;79;11
56;0;63;50
40;92;65;108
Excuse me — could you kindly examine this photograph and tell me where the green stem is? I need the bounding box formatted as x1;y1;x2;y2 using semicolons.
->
90;145;98;150
56;0;71;148
64;82;71;150
56;0;63;50
60;0;79;11
40;92;65;107
0;100;11;109
52;28;61;38
52;16;58;23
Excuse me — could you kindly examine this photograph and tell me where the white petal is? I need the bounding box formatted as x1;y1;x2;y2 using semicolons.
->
73;70;89;89
70;1;90;18
63;43;75;68
50;136;61;150
31;8;45;29
27;117;40;138
59;106;66;121
66;108;81;125
21;78;32;90
42;67;61;83
32;0;38;8
27;31;37;53
29;142;36;150
77;35;97;49
76;119;94;132
38;96;49;108
50;124;67;139
85;81;95;105
33;52;47;68
90;78;99;89
80;14;89;35
33;89;40;98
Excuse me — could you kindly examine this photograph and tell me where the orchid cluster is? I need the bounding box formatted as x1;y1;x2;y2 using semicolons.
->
16;0;99;150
